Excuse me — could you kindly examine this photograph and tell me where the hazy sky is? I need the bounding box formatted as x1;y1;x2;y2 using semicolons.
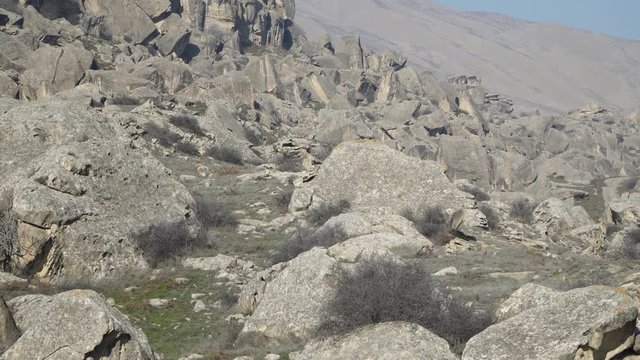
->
436;0;640;41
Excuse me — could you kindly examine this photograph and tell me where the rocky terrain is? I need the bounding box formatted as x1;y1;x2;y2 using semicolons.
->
297;0;640;113
0;0;640;359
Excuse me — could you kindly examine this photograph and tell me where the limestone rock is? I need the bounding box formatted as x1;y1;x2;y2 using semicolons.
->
238;235;433;348
0;296;19;354
462;286;638;360
20;42;93;100
155;13;191;57
290;322;457;360
532;198;594;238
84;0;159;44
0;71;18;98
290;142;477;225
608;199;640;226
493;283;562;322
2;290;156;359
0;100;198;282
0;31;32;73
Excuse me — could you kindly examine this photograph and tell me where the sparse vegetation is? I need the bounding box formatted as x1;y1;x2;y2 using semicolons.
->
109;94;141;106
194;197;239;230
175;141;199;155
273;225;348;264
144;123;182;147
510;198;537;224
478;204;500;230
0;208;16;271
210;147;244;165
306;200;351;227
462;187;491;201
403;206;452;245
134;221;207;267
320;257;491;352
169;114;206;136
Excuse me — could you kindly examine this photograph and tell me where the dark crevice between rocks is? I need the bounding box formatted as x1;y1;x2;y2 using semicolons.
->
84;330;131;359
576;320;637;360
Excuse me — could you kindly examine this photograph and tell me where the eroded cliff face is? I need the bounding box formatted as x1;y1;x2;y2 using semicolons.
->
182;0;295;49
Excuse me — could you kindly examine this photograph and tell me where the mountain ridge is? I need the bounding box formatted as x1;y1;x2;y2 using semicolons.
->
296;0;640;112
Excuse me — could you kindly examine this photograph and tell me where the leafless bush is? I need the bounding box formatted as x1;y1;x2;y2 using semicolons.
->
619;178;639;193
306;200;350;227
194;197;239;230
169;114;206;136
175;141;199;156
144;123;182;147
0;208;16;271
273;225;348;264
403;206;452;245
209;147;243;165
109;94;140;106
320;257;490;352
462;187;490;201
478;204;500;230
510;198;536;224
134;221;207;267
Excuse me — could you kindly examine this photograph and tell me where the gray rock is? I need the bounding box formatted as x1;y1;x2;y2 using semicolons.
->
238;234;434;348
3;290;156;359
493;283;562;322
290;322;457;360
0;296;19;354
155;13;191;57
131;57;194;95
0;100;198;282
20;42;93;100
290;142;478;226
607;199;640;226
0;71;18;98
0;30;32;72
462;286;638;360
84;0;159;44
532;198;593;238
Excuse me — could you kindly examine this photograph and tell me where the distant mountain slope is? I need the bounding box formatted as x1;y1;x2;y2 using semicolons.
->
296;0;640;112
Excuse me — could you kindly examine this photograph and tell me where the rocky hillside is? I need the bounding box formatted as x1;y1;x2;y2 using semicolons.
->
1;0;640;359
297;0;640;112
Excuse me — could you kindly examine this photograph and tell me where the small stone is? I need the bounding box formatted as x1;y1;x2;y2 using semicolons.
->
264;354;280;360
191;293;206;300
175;277;190;285
148;299;169;308
193;300;206;313
106;298;116;306
433;267;458;276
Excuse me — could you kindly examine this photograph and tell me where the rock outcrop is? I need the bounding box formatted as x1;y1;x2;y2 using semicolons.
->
462;286;638;360
289;322;458;360
0;100;198;282
2;290;156;359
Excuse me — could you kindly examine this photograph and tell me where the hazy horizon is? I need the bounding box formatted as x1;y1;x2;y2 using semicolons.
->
436;0;640;41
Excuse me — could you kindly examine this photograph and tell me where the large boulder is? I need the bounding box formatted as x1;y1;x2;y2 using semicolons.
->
0;31;32;72
532;198;593;238
0;71;18;98
0;100;198;282
20;42;93;100
289;322;457;360
290;142;478;225
462;286;638;360
0;296;19;354
2;290;155;359
238;234;429;348
493;283;562;322
84;0;158;44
